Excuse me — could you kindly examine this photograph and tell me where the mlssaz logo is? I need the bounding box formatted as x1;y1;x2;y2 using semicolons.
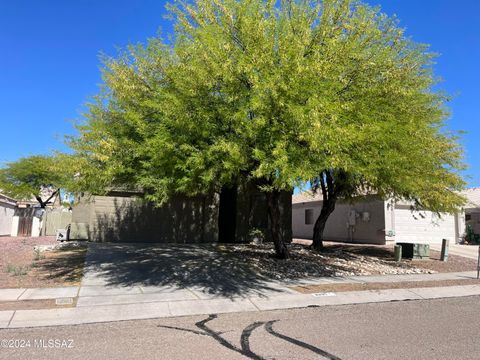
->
33;339;74;349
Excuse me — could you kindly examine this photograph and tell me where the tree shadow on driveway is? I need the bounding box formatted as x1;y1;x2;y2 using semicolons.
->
82;243;296;298
81;240;402;298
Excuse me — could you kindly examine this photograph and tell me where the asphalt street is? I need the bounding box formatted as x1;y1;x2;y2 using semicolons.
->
1;296;479;360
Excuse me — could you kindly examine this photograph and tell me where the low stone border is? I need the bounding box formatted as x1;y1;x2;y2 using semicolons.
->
33;241;89;253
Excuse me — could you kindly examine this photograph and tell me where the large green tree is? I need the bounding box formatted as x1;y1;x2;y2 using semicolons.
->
68;0;466;258
0;155;66;208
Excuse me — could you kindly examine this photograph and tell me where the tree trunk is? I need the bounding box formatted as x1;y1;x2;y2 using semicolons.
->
311;197;336;250
35;189;59;209
311;170;340;251
35;196;47;208
266;190;289;259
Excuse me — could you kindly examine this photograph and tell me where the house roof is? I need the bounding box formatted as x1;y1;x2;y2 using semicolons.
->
292;191;323;204
293;188;480;209
460;188;480;209
0;192;17;206
292;191;377;204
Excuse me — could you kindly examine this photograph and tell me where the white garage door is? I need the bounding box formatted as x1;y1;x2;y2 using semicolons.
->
394;207;456;244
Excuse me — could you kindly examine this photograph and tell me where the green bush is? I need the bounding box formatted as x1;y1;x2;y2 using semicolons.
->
475;234;480;244
4;264;30;276
465;225;478;244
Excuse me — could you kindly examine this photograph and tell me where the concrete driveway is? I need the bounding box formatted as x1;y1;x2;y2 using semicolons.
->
79;242;295;306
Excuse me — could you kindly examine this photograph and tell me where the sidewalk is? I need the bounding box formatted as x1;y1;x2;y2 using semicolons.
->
1;271;479;329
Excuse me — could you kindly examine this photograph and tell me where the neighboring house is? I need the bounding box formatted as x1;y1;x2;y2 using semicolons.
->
9;186;63;237
69;185;292;244
462;188;480;235
10;205;71;238
292;192;465;245
0;193;17;236
10;207;44;237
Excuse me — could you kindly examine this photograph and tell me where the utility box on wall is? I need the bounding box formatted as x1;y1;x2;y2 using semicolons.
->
397;242;430;260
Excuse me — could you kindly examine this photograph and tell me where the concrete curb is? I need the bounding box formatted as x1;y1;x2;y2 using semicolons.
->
0;271;476;302
279;271;479;286
2;284;480;329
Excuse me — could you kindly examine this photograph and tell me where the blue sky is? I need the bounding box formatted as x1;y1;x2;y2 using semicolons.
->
1;0;479;186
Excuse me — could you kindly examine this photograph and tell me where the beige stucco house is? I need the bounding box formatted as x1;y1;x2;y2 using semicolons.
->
0;193;16;236
292;192;466;245
462;188;480;235
69;185;292;244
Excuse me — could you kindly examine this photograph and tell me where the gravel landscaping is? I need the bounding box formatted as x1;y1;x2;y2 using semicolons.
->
221;242;477;280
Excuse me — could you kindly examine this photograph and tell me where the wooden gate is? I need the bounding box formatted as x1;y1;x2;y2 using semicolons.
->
14;207;39;237
18;216;33;237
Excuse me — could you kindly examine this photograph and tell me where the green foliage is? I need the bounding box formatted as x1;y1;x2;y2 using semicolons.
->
67;0;466;213
0;155;66;204
249;228;265;239
4;264;30;276
465;224;479;244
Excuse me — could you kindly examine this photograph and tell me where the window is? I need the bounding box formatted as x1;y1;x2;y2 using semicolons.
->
305;209;314;225
466;214;471;221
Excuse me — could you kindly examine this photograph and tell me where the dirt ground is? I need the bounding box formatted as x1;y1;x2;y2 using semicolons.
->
0;298;77;311
324;244;479;274
408;249;478;273
0;236;86;288
293;278;480;293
